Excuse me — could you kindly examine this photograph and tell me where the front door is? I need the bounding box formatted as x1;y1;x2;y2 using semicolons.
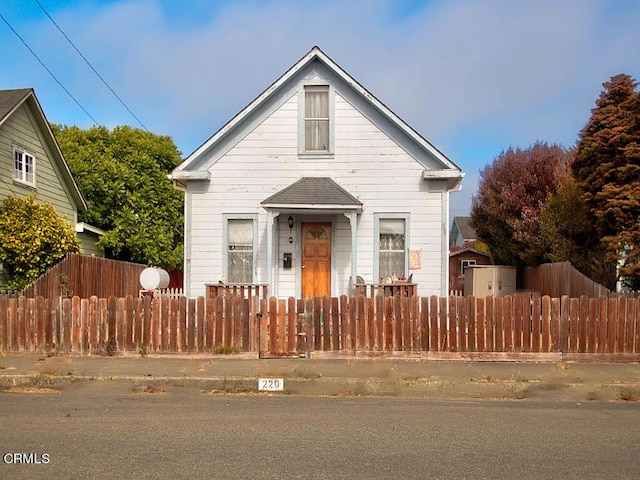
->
302;223;331;298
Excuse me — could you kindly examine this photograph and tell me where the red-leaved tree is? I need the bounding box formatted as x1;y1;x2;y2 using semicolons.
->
471;142;572;266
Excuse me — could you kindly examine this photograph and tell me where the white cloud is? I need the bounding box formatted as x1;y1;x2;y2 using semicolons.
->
8;0;638;181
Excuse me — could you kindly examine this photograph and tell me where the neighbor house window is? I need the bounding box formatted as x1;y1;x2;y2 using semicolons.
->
303;85;330;152
226;218;255;283
461;259;476;273
377;217;407;281
13;146;35;186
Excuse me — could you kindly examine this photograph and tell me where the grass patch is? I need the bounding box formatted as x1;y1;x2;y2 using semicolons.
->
201;377;254;394
586;391;600;401
5;386;61;394
138;384;165;394
619;388;639;402
292;366;321;379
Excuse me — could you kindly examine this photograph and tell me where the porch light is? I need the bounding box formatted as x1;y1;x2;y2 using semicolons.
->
288;216;294;243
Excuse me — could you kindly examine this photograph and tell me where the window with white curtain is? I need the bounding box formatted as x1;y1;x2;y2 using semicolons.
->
304;85;330;152
227;219;254;283
13;146;35;186
378;218;406;281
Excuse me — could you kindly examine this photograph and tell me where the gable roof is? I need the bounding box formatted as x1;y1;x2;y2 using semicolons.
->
261;177;363;211
171;46;463;188
449;247;491;259
0;88;32;122
0;88;86;211
453;216;477;240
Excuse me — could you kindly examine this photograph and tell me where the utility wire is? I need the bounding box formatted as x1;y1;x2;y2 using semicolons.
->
0;11;99;125
34;0;149;131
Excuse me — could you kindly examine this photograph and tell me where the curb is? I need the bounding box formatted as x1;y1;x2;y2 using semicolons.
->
2;373;639;402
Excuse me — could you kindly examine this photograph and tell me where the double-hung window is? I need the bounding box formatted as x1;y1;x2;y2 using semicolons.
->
376;216;408;281
13;146;35;186
303;85;330;152
226;218;255;283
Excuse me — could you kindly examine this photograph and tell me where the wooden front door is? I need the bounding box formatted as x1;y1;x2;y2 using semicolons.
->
302;223;331;298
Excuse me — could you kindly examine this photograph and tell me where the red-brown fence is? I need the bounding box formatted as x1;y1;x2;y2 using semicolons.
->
20;254;147;299
1;294;639;360
519;261;612;298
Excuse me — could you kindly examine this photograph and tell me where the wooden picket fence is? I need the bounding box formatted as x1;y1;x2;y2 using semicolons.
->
1;294;639;360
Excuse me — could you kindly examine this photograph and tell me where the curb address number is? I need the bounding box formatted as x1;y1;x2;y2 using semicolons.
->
258;378;284;391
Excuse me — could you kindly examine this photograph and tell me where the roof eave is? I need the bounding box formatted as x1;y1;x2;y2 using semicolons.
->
75;222;106;236
261;203;363;213
169;171;211;181
423;170;465;191
23;91;88;211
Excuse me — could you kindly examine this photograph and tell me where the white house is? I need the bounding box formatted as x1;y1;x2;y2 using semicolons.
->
170;46;464;299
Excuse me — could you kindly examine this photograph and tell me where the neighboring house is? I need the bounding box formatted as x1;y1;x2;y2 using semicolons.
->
75;222;106;257
170;47;464;299
449;247;493;295
0;88;103;283
450;216;477;248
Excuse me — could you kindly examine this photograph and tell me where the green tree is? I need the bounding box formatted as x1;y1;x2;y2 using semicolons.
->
51;125;184;269
538;165;612;285
572;74;640;289
470;142;572;266
0;195;80;290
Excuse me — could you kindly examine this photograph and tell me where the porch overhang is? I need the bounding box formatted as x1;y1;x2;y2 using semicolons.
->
261;177;362;297
260;177;363;213
260;203;363;214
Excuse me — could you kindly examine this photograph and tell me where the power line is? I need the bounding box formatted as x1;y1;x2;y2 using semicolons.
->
34;0;150;131
0;11;99;125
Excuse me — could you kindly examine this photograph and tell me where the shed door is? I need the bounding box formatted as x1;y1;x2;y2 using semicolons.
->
302;223;331;298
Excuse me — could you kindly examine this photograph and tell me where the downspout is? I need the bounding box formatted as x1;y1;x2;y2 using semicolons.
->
441;191;449;297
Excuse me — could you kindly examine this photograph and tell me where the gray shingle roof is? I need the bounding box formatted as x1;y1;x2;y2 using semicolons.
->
0;88;32;123
454;216;477;240
262;177;362;207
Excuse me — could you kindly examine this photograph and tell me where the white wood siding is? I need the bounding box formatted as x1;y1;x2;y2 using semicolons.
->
186;91;445;298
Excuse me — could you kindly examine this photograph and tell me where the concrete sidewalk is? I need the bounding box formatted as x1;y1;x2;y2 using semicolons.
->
1;352;640;402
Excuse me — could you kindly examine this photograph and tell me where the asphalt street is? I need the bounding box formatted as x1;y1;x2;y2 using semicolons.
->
2;387;640;480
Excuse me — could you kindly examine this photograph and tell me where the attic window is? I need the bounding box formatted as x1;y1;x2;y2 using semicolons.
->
13;146;35;186
303;85;330;152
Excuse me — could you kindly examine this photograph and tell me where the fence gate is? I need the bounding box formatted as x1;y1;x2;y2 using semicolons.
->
258;298;308;358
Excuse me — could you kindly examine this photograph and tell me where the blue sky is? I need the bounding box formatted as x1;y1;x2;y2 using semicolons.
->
1;0;639;217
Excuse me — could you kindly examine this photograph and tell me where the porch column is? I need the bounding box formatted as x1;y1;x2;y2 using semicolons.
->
345;211;358;292
266;211;280;297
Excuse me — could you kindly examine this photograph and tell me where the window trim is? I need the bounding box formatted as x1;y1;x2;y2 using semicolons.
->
461;259;476;274
373;213;410;282
298;83;334;157
12;144;36;187
222;214;258;283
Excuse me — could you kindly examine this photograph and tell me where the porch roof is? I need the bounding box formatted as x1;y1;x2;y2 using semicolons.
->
261;177;363;212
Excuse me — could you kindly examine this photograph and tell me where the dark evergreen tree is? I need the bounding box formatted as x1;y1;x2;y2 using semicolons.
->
572;74;640;289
